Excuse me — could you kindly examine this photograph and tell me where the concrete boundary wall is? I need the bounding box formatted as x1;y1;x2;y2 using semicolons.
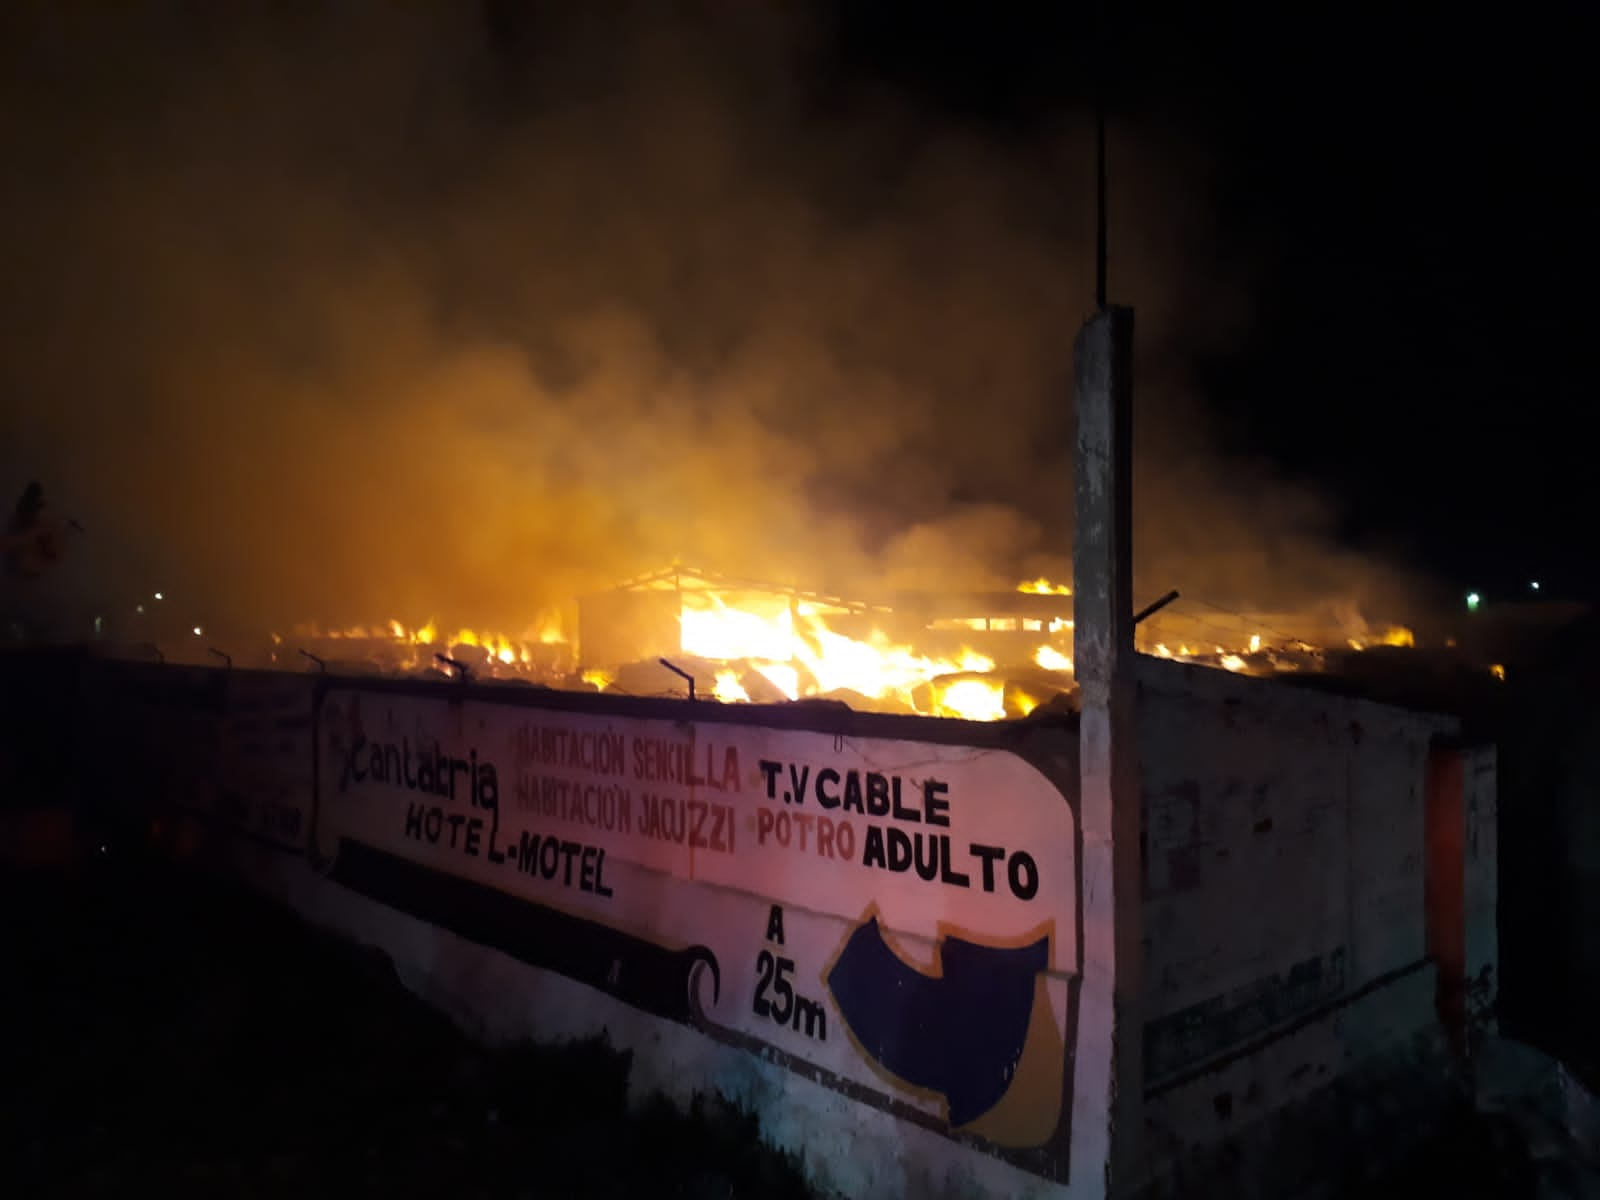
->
1132;657;1490;1195
11;649;1494;1198
75;660;1108;1200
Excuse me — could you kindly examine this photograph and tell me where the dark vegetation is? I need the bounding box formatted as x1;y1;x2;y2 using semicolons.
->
0;855;815;1199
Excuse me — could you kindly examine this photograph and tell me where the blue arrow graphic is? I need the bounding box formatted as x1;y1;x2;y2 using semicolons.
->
825;915;1049;1126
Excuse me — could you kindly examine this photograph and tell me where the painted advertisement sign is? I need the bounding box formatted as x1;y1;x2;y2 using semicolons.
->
313;688;1081;1178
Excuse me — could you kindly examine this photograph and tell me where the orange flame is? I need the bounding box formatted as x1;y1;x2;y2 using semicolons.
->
674;592;1033;718
1018;577;1072;596
285;574;1428;723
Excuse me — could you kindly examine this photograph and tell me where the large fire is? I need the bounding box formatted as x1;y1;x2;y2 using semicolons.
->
273;566;1438;722
676;592;1021;719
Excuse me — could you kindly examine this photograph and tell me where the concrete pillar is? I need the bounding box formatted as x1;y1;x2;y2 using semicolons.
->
1425;744;1468;1054
1072;306;1143;1196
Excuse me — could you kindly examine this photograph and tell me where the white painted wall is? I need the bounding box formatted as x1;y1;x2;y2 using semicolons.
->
1134;656;1462;1186
112;666;1107;1200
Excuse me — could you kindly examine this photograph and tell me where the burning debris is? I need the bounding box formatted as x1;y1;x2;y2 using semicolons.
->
258;564;1445;723
278;619;569;681
560;565;1078;720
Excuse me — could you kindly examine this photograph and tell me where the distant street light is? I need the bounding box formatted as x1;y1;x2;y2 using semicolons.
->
1466;592;1481;612
1531;580;1541;591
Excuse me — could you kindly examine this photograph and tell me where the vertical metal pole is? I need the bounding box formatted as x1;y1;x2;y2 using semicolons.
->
1095;98;1108;312
1094;0;1109;312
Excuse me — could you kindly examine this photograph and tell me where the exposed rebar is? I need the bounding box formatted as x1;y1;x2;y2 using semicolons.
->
435;653;471;683
658;657;696;700
1133;589;1180;626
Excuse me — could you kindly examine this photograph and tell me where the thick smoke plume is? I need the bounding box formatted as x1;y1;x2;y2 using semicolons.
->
0;2;1421;649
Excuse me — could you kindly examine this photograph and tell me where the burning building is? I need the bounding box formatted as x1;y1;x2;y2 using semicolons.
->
574;565;1077;720
239;561;1462;727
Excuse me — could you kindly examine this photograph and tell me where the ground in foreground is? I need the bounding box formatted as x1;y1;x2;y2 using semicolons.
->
0;854;815;1199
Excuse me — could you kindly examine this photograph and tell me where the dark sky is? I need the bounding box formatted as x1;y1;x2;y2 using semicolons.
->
834;2;1597;601
1186;7;1595;603
3;1;1594;636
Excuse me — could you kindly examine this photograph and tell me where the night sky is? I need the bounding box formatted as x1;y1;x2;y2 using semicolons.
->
3;1;1595;632
820;1;1598;601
